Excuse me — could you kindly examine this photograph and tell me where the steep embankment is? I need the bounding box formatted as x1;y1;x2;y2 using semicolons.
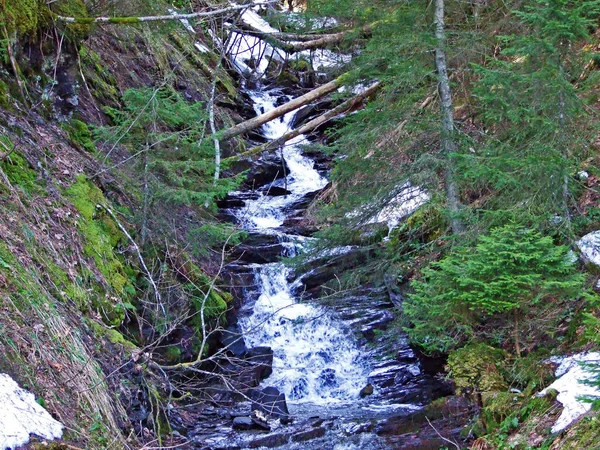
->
0;1;247;448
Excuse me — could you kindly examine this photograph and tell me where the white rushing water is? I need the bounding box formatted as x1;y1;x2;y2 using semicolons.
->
231;88;368;405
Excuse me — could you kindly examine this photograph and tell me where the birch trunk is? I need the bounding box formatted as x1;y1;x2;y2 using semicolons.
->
434;0;463;234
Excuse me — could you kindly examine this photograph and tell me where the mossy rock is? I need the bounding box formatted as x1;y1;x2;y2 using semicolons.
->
447;343;508;396
289;58;312;72
66;175;134;325
0;0;45;35
89;320;136;350
50;0;91;40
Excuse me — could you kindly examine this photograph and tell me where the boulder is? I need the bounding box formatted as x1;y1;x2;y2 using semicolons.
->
245;346;274;382
219;323;248;358
229;233;285;264
232;416;254;430
249;386;292;423
359;384;374;398
242;153;290;189
260;185;292;197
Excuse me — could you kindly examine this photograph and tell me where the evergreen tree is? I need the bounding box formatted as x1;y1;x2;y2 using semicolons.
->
466;0;600;229
404;224;585;355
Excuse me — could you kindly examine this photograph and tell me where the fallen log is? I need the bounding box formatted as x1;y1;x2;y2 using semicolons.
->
54;1;277;24
219;75;346;141
225;82;381;161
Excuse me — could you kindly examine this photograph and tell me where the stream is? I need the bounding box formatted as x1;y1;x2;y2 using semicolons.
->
186;4;460;448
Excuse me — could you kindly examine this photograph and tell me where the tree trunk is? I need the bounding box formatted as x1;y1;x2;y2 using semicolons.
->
514;309;521;358
434;0;463;234
55;1;278;24
219;76;345;141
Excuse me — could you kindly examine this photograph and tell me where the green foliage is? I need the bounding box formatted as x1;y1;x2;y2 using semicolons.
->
466;0;600;227
188;223;247;258
97;87;242;209
404;224;586;353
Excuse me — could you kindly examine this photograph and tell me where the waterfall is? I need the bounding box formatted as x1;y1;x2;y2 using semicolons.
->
227;86;369;404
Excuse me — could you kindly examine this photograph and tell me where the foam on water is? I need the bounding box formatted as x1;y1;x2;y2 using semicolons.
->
232;89;327;230
241;265;366;404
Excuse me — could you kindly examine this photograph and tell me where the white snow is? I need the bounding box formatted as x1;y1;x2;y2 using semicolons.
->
538;352;600;433
0;373;63;449
347;183;430;236
577;231;600;267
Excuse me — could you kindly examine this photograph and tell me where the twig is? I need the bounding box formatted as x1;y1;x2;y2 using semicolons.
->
100;204;163;314
425;416;461;450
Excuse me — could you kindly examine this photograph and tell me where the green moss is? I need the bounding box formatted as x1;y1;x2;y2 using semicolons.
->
64;119;96;153
289;58;312;72
89;321;136;350
277;71;300;86
79;46;120;105
0;80;10;107
66;174;134;326
163;346;182;363
52;0;91;40
0;0;44;35
0;149;43;195
108;17;141;24
447;343;508;396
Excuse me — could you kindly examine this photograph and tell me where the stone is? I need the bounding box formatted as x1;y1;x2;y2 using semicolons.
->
243;153;289;189
359;383;374;398
232;416;254;430
577;230;600;267
249;386;292;423
245;346;274;382
261;185;292;197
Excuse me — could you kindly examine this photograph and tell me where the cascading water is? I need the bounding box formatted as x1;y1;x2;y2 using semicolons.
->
230;87;368;405
195;4;453;448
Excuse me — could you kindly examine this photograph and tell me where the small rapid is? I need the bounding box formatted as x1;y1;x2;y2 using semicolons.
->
229;86;368;405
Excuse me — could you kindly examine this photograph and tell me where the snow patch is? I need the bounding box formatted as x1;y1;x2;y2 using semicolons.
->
538;352;600;433
0;373;63;449
577;231;600;267
347;183;429;236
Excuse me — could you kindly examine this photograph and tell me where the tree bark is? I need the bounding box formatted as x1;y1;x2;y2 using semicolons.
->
434;0;464;234
219;76;345;141
226;82;381;161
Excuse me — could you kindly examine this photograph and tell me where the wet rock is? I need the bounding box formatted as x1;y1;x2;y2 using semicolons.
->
292;248;373;298
242;153;290;189
290;100;335;129
232;416;254;430
245;346;274;381
290;427;327;442
261;185;292;197
359;384;374;398
229;233;285;264
250;410;271;430
249;386;292;423
219;323;248;357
